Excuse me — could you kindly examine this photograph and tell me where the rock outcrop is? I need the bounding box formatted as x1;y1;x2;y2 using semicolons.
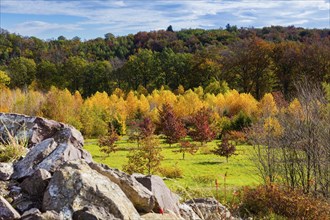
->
89;162;155;213
133;174;181;215
0;113;92;180
185;198;233;220
0;196;21;220
43;160;140;220
0;113;234;220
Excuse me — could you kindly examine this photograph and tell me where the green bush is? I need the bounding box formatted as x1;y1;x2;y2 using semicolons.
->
230;111;252;131
159;165;183;179
192;174;215;184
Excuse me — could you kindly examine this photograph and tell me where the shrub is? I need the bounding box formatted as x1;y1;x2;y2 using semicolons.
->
0;130;27;162
158;165;183;179
227;131;246;145
199;146;213;155
238;184;330;219
192;175;215;184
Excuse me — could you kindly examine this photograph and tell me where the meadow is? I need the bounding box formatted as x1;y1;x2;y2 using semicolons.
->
84;137;260;203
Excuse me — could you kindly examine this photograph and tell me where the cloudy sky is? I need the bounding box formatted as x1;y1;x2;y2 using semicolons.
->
0;0;329;40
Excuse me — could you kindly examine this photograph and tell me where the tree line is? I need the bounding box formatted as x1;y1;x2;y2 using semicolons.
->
0;26;329;99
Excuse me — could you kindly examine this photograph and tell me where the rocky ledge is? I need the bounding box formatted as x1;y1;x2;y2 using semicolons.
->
0;113;236;220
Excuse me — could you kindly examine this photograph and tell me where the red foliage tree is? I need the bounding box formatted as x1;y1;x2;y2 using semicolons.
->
158;103;187;146
128;116;155;146
177;141;199;160
212;137;236;162
139;117;155;139
98;124;119;157
189;107;216;145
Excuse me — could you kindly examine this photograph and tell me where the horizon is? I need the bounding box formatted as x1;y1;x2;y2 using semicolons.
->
0;0;329;40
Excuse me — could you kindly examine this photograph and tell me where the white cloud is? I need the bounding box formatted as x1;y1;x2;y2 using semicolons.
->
10;21;82;36
1;0;329;38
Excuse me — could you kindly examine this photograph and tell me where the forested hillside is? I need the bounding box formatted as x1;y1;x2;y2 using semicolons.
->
1;25;330;219
0;25;329;99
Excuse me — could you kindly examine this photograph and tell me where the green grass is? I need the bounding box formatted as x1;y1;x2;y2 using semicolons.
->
84;137;260;202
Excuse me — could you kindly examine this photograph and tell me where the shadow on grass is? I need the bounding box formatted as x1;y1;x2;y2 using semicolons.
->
93;155;108;160
194;161;223;165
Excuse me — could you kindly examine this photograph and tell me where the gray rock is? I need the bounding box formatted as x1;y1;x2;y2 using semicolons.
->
12;138;58;179
9;186;22;200
89;162;155;213
179;203;201;220
72;207;119;220
20;169;51;197
43;160;140;220
0;196;20;220
133;174;181;215
12;195;37;214
0;113;95;180
20;208;41;220
185;198;232;220
141;213;183;220
21;208;62;220
0;163;14;180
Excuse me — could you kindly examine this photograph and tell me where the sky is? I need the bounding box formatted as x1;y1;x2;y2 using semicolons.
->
0;0;329;40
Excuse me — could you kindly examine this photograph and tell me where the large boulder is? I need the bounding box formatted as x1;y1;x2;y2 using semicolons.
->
72;207;118;220
133;174;181;216
43;160;140;220
0;163;14;180
89;162;155;213
0;113;92;180
20;169;51;197
179;203;201;220
185;198;232;220
0;196;20;220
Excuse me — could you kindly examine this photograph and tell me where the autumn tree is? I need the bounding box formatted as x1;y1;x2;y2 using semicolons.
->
272;41;301;98
177;141;198;160
249;82;330;199
248;93;281;183
158;103;186;146
98;124;119;157
189;107;216;145
128;116;155;145
212;137;236;162
0;70;10;88
221;37;274;99
123;135;163;175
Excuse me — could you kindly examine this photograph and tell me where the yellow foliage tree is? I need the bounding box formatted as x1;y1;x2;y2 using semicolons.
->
258;93;278;117
287;98;304;120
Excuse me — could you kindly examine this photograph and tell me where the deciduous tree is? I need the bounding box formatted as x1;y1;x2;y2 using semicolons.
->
189;107;216;145
158;103;186;146
212;137;236;162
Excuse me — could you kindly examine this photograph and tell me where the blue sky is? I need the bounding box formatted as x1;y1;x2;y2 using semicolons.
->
0;0;329;40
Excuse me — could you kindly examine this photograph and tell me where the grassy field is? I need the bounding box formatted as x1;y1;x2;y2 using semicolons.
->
84;137;260;202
